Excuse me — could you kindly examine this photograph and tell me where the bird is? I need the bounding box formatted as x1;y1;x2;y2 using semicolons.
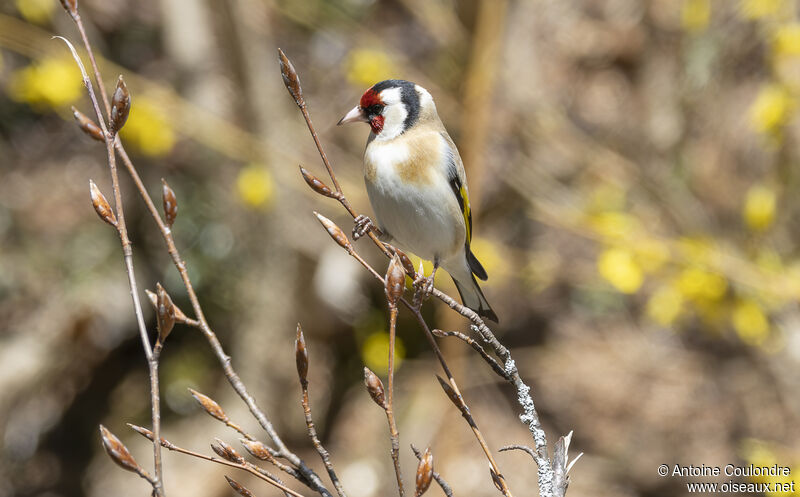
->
338;79;498;322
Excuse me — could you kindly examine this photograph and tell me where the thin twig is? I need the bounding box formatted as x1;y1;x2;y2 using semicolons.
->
296;326;347;497
431;329;509;381
142;433;307;497
411;444;454;497
385;304;405;496
499;445;537;463
55;33;165;497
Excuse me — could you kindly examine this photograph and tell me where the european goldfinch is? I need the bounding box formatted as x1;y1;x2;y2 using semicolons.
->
338;79;498;322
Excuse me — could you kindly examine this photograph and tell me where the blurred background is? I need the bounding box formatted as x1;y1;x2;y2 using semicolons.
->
2;0;800;496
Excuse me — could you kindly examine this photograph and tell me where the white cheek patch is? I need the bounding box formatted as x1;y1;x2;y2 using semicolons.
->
377;87;408;141
415;85;434;109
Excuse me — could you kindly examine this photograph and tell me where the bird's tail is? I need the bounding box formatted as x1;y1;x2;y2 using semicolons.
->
452;273;498;323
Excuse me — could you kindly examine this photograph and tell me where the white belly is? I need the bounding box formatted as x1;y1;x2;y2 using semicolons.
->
364;140;463;262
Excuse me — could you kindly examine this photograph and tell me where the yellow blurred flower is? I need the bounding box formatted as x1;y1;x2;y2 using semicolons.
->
743;184;777;232
647;284;684;326
740;0;784;19
345;49;396;88
773;23;800;58
676;236;715;264
682;0;711;32
16;0;55;24
750;84;793;134
740;440;797;491
587;211;641;241
633;238;671;273
732;299;770;346
361;331;405;375
597;247;643;294
675;267;727;302
8;57;82;110
120;97;176;157
236;164;274;209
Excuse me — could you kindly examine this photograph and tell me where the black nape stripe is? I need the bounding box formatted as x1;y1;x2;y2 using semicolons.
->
371;79;421;132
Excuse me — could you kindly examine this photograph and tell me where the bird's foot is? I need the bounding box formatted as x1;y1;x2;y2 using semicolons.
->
412;264;437;307
353;215;378;241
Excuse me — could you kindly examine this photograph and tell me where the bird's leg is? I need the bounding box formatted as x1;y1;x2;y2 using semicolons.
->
353;214;382;240
413;259;438;307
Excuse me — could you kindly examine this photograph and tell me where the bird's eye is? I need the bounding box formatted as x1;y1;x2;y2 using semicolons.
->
366;104;383;116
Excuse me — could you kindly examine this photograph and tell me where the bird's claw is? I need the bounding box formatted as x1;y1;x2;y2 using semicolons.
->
412;273;435;306
353;215;376;240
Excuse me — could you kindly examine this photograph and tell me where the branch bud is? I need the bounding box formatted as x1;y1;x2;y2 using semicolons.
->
414;447;434;497
299;165;337;198
108;75;131;134
59;0;77;16
212;439;245;464
277;48;304;107
385;255;405;307
393;248;416;279
364;367;386;409
490;468;504;492
161;179;178;228
99;425;149;478
155;282;176;344
72;107;104;141
89;180;117;227
146;289;189;324
313;212;352;252
240;439;276;462
225;476;256;497
189;388;229;423
435;375;465;413
295;324;309;387
127;423;175;449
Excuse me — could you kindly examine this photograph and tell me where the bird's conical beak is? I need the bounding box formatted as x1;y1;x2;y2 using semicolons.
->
338;106;368;125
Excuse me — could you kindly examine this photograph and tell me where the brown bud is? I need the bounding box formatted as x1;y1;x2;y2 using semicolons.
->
89;180;117;227
393;248;416;278
435;375;465;413
313;212;352;252
277;48;304;107
145;289;157;309
299;165;337;199
364;367;386;409
385;255;405;307
128;423;154;441
127;423;175;449
240;439;276;462
189;388;229;423
72;107;104;141
414;447;434;497
161;179;178;228
155;283;176;344
109;75;131;134
225;476;256;497
295;324;309;386
59;0;77;16
99;425;148;477
146;288;189;324
490;468;504;492
212;439;244;464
